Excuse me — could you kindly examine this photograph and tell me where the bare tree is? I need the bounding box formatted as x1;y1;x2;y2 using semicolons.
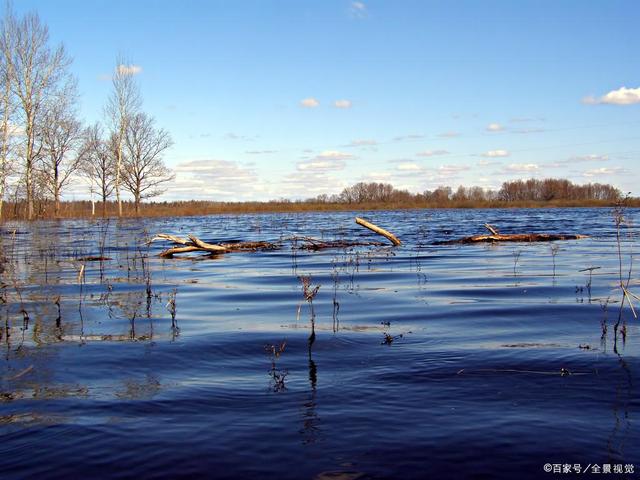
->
105;55;141;217
5;11;73;220
37;81;84;216
0;6;16;221
122;112;173;214
81;123;115;216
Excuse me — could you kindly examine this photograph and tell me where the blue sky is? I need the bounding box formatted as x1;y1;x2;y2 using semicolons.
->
7;0;640;200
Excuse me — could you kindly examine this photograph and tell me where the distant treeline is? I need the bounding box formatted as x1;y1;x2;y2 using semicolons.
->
311;178;622;205
1;178;635;221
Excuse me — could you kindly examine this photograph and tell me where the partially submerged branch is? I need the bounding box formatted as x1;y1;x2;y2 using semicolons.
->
436;224;588;245
288;236;385;251
150;234;279;257
436;231;588;245
484;223;499;235
152;231;391;257
355;217;401;246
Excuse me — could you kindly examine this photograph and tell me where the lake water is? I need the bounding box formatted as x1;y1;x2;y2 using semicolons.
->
1;208;639;479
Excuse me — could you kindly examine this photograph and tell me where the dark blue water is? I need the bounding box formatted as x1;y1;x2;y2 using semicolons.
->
1;208;639;479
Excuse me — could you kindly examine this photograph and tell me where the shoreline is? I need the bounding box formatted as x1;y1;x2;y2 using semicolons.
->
2;198;638;222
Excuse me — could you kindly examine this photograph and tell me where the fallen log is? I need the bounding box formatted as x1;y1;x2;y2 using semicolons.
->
355;217;401;246
153;217;401;257
288;236;385;250
77;256;112;262
435;232;589;245
151;234;279;257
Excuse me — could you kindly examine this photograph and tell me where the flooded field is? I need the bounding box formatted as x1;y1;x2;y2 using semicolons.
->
1;208;639;479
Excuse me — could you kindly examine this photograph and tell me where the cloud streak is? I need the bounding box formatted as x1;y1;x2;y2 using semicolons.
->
116;64;142;76
334;99;352;109
297;150;353;172
416;149;449;157
502;163;540;173
481;149;510;158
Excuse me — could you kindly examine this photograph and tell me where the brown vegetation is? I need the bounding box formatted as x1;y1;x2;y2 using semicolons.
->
0;178;636;221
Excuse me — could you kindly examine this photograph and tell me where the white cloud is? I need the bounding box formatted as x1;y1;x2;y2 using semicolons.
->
350;1;367;18
583;86;640;105
297;160;345;172
396;162;422;172
116;64;142;76
583;166;624;177
437;164;470;176
486;123;504;132
297;150;353;172
279;171;346;197
481;149;510;158
416;149;449;157
300;97;320;108
334;99;353;109
566;154;609;163
477;159;502;167
362;171;392;181
172;159;262;199
503;163;540;173
245;150;278;155
316;150;353;160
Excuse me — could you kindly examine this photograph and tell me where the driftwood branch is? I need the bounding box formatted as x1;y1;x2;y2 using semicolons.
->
150;233;191;245
188;235;228;252
151;234;278;257
436;229;588;245
153;232;391;257
355;217;401;246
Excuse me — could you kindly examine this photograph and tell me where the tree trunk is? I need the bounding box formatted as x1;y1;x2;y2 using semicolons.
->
102;187;108;216
54;183;60;217
26;167;33;220
25;119;34;220
115;125;124;217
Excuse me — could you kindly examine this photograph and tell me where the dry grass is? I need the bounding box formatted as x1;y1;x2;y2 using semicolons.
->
2;196;637;221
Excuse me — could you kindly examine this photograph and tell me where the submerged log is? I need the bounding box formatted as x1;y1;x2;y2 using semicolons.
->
288;236;385;251
151;234;279;257
436;232;589;245
355;217;401;246
77;256;112;262
153;217;401;257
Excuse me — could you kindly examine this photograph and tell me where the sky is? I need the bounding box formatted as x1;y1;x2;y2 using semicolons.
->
6;0;640;201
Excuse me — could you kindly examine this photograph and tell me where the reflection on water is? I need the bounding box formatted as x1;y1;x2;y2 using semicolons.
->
0;208;639;479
